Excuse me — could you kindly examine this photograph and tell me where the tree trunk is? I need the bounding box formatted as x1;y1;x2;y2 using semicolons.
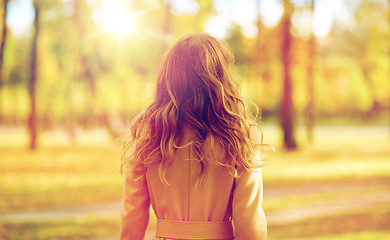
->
0;0;8;119
73;0;96;128
255;0;262;68
28;1;40;150
161;0;172;53
305;0;315;142
388;0;390;140
361;65;380;119
254;0;264;111
280;0;297;150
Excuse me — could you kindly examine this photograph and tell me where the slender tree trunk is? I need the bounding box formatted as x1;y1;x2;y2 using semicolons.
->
254;0;271;114
255;0;263;111
255;0;262;70
362;65;380;119
305;0;315;141
161;0;172;53
0;0;8;119
280;0;297;150
28;2;40;150
388;0;390;140
73;0;95;127
254;0;262;110
0;0;7;77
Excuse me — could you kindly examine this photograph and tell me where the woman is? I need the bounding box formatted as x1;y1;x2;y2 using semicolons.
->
120;33;267;240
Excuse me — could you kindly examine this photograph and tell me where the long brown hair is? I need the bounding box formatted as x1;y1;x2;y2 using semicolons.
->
121;33;267;184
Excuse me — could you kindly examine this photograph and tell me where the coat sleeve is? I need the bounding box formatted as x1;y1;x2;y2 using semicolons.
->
232;167;267;240
120;161;150;240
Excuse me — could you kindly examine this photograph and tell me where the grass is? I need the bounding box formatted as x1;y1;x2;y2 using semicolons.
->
0;217;120;240
0;205;388;240
263;183;389;211
285;232;390;240
0;145;123;211
1;143;388;211
262;149;390;186
0;125;389;239
260;125;390;185
268;205;390;240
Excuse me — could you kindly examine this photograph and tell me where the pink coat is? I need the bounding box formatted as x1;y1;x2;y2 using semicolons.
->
120;129;267;240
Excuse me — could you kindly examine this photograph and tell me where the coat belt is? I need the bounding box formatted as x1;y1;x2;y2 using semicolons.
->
156;219;235;239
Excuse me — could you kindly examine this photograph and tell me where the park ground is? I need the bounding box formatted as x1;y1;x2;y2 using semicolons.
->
0;125;389;239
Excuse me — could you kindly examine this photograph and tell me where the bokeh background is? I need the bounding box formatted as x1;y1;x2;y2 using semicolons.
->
0;0;389;239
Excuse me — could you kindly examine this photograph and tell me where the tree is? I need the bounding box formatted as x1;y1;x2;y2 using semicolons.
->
160;0;172;53
73;0;97;127
305;0;315;141
254;0;271;112
28;0;40;150
0;0;8;119
280;0;297;150
225;24;249;66
195;0;214;31
319;0;388;119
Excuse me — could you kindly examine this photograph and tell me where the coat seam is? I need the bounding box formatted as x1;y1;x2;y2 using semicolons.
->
187;145;191;221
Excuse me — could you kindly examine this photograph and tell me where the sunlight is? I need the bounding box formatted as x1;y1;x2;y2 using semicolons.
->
109;8;136;38
92;2;137;39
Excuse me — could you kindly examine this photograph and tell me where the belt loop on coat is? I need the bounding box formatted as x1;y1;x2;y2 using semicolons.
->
156;219;235;239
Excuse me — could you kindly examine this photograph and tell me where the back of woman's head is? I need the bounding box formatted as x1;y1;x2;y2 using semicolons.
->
122;33;264;183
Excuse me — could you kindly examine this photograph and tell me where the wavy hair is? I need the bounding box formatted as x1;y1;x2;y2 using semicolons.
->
121;33;268;184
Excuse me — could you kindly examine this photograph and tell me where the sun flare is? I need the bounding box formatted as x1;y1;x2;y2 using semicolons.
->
108;8;136;38
93;2;138;39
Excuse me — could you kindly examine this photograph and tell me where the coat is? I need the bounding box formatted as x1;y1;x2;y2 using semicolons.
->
120;128;267;240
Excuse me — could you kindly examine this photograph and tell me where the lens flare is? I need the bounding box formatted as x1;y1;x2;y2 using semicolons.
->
108;8;135;38
92;2;138;39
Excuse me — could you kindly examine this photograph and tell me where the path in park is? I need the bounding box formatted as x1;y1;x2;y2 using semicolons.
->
0;179;389;240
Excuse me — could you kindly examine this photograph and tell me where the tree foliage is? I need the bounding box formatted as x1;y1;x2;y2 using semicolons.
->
0;0;387;148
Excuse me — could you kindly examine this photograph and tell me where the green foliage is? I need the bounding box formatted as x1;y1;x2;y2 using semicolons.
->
0;0;388;127
0;218;120;240
225;24;250;66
